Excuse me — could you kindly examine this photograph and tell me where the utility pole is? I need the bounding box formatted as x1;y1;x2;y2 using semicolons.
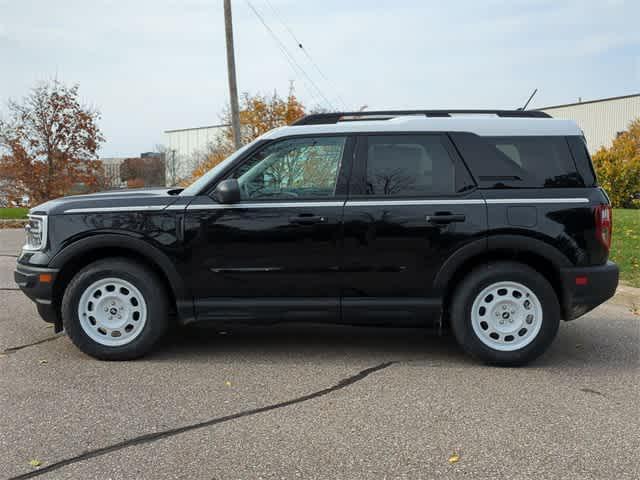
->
170;149;177;186
224;0;242;150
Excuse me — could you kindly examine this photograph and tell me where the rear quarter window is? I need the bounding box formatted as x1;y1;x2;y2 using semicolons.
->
449;133;585;188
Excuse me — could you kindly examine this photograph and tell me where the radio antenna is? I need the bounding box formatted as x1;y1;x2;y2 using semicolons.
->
520;88;538;111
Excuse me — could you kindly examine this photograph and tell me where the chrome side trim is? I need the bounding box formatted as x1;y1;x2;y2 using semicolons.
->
63;197;591;213
64;205;166;214
346;199;485;207
485;198;589;204
187;201;345;210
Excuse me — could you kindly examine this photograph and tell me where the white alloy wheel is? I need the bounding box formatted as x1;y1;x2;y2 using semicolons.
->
470;281;543;351
77;277;148;347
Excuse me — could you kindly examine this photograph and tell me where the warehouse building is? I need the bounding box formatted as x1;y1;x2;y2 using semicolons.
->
163;124;228;183
540;93;640;153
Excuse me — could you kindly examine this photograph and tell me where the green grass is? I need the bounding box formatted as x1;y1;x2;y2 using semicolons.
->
0;207;29;219
611;209;640;288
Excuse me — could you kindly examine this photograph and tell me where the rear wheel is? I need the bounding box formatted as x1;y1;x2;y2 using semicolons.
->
61;258;169;360
450;262;560;366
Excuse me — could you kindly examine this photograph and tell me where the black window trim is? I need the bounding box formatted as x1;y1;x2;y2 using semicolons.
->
566;135;596;187
348;131;478;200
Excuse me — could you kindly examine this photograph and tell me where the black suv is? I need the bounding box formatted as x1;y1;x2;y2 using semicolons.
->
15;110;619;365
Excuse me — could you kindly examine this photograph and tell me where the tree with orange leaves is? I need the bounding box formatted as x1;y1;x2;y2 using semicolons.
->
186;87;305;183
0;80;104;206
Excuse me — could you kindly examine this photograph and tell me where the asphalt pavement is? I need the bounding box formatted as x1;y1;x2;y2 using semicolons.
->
1;228;638;480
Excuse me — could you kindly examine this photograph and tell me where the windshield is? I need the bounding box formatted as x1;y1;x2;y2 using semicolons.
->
180;140;257;196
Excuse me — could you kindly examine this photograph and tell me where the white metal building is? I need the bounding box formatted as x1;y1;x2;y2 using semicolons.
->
163;124;228;183
540;93;640;153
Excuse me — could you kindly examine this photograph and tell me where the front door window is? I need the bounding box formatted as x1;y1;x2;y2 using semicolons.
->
232;136;346;200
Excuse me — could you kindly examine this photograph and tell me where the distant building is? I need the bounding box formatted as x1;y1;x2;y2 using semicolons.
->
164;124;228;184
99;153;166;189
540;93;640;153
120;153;165;188
98;157;127;188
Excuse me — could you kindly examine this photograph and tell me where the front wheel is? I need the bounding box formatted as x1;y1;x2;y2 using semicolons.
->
450;262;560;366
61;258;169;360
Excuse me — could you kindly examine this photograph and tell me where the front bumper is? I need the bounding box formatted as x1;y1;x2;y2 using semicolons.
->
560;260;619;320
14;263;61;330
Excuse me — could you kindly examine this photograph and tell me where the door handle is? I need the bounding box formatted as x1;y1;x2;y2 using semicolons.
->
426;214;466;224
289;215;326;225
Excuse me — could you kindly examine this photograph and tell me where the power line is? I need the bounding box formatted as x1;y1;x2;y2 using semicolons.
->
262;0;348;110
244;0;330;109
244;0;334;110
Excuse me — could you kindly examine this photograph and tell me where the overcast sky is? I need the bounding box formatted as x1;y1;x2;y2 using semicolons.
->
1;0;638;157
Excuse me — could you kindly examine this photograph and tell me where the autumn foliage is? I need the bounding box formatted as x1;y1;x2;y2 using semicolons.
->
592;119;640;208
187;89;305;183
0;80;104;206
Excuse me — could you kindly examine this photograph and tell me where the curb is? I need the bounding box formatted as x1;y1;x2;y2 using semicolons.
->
611;283;640;309
0;219;27;229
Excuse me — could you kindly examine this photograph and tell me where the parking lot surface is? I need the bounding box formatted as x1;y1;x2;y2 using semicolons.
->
1;228;639;480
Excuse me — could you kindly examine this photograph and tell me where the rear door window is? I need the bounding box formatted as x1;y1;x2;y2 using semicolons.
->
353;134;474;197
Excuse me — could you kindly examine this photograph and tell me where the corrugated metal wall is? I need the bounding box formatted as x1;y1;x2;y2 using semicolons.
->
163;125;226;184
541;95;640;153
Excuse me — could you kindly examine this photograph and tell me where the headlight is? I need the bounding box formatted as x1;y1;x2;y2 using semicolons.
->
24;215;48;251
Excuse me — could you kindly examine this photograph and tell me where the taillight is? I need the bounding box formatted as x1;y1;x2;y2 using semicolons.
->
594;204;612;250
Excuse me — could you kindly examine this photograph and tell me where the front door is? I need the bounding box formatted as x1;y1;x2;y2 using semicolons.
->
341;133;487;325
184;135;353;323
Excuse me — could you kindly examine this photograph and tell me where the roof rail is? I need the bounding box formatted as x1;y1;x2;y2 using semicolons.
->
293;109;551;125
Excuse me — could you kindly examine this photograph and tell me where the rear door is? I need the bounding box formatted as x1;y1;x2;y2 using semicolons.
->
340;133;487;325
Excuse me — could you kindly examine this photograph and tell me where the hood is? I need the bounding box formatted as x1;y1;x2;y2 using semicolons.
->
30;187;183;215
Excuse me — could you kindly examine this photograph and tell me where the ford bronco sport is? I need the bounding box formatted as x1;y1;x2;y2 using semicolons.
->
15;110;619;365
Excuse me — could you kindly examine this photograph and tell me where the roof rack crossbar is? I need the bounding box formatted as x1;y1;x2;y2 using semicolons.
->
293;109;551;125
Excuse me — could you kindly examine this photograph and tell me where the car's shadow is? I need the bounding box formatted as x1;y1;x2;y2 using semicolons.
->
144;316;638;370
156;323;467;365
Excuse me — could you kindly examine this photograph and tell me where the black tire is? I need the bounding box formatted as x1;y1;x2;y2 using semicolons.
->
450;261;560;366
61;258;169;360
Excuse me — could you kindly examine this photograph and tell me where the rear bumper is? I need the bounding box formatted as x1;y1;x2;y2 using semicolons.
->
14;263;61;330
560;261;619;320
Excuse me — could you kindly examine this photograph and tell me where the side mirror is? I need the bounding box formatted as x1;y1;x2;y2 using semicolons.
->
213;178;241;204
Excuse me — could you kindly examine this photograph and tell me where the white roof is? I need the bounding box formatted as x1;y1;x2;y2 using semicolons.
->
261;116;582;140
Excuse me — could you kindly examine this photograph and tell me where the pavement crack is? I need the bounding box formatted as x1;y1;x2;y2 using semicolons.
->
0;254;18;258
580;387;606;397
2;336;61;355
8;361;395;480
0;287;20;291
